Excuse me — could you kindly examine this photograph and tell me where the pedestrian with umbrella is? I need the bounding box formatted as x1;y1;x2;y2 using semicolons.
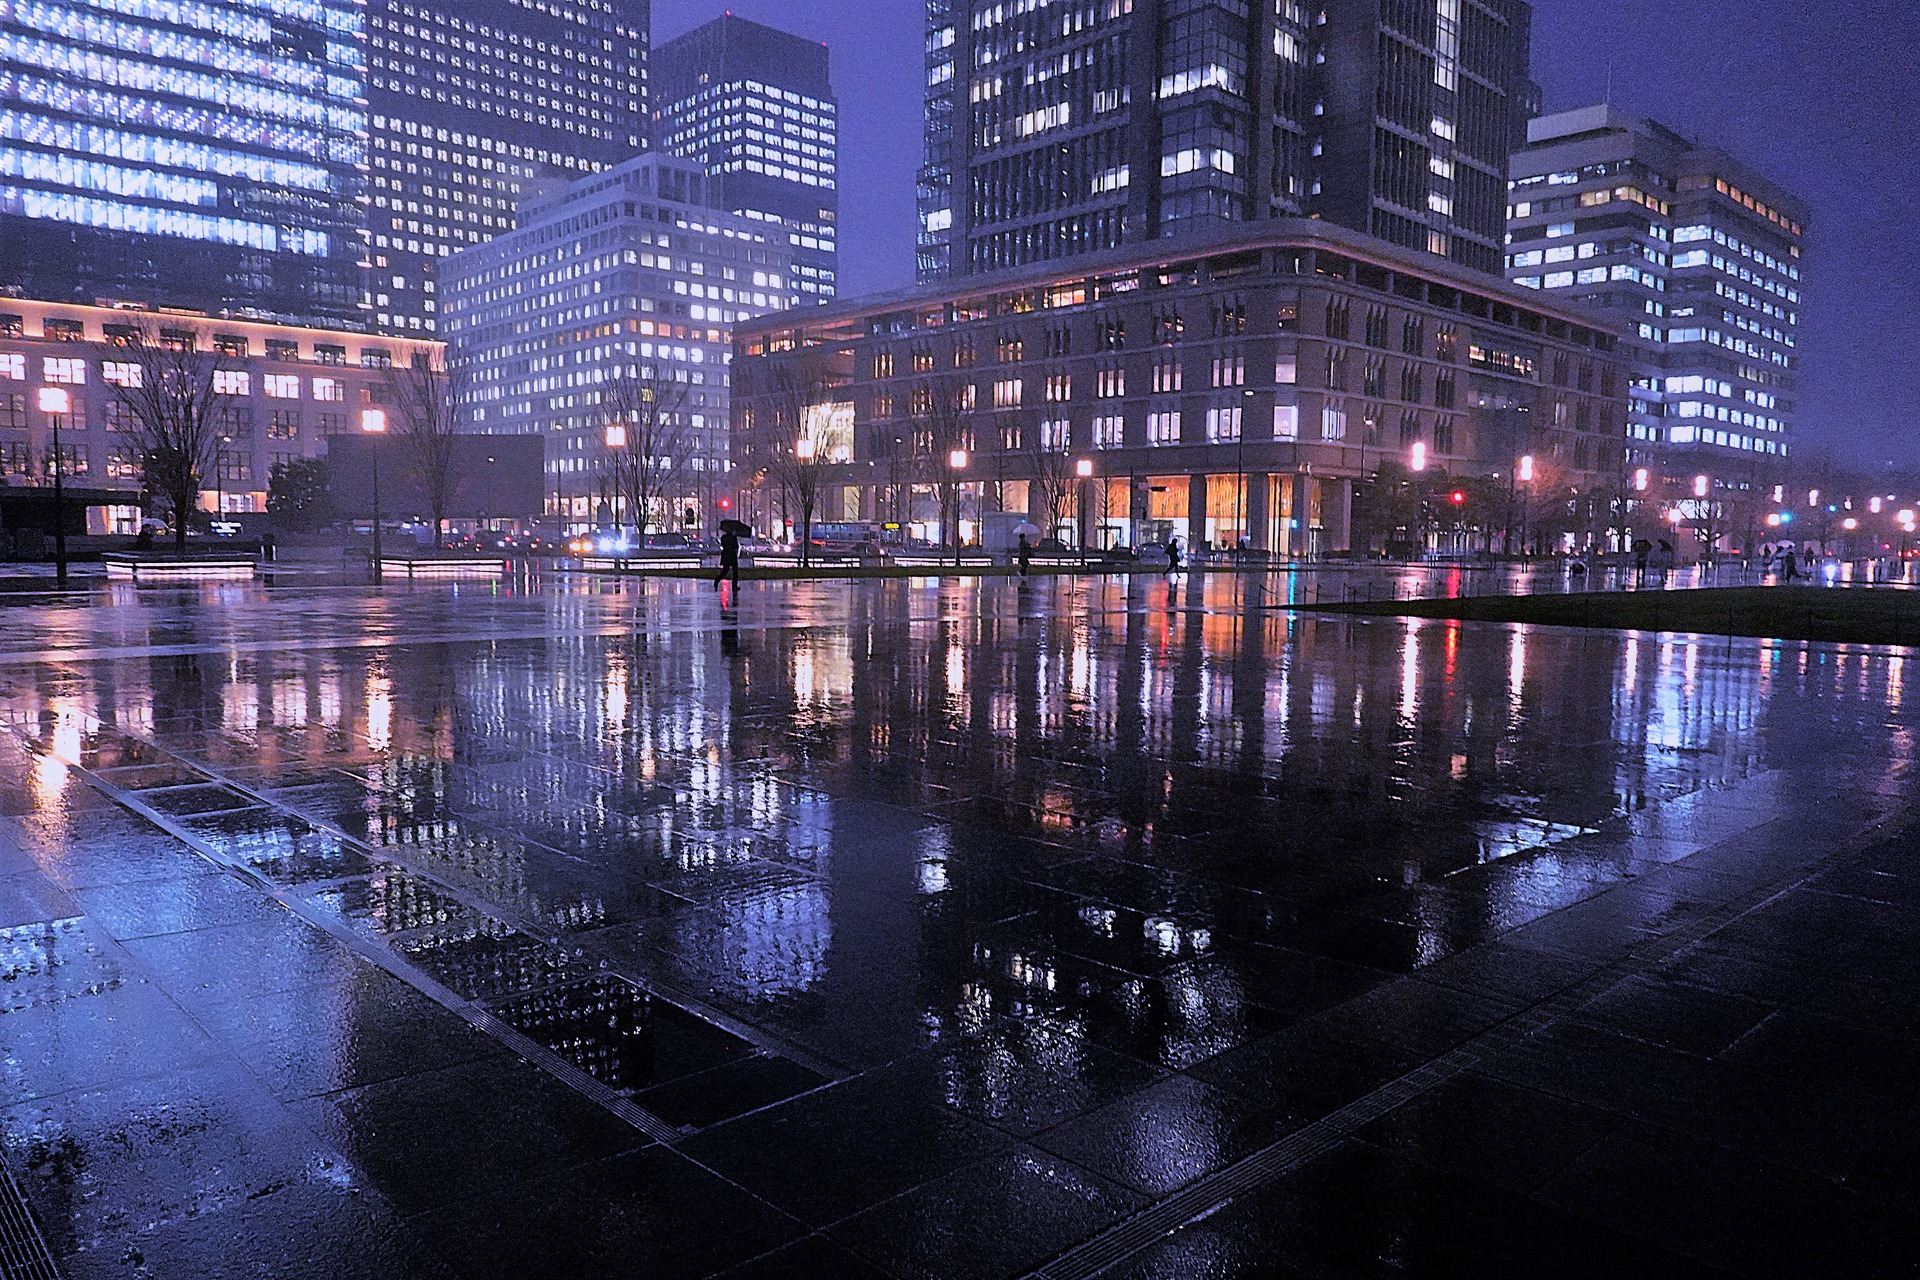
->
1012;520;1041;577
716;518;749;589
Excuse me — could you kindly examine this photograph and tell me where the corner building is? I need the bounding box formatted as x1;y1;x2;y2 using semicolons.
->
1507;107;1806;511
440;155;796;528
0;299;437;526
654;14;840;301
0;0;368;327
364;0;649;335
918;0;1534;282
736;221;1627;555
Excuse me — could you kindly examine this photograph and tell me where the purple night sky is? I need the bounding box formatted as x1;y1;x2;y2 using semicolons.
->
652;0;1920;468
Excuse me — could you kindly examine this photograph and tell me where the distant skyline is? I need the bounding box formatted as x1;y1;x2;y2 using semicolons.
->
652;0;1920;467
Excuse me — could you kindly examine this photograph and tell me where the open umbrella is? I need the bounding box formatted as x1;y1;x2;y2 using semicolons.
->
718;519;752;536
1012;522;1043;539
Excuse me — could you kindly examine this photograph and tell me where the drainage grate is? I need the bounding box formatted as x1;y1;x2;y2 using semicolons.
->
0;1156;59;1280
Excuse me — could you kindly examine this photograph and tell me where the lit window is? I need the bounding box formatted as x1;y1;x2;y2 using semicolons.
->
42;358;85;385
265;374;301;399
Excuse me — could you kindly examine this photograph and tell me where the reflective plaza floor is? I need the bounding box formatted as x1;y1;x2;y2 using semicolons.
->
0;571;1916;1278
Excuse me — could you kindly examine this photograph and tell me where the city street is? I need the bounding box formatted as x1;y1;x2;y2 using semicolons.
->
0;574;1915;1278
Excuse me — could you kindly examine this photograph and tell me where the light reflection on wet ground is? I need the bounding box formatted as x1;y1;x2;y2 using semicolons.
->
0;574;1915;1278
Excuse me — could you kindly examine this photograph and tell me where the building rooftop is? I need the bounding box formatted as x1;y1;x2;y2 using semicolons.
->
736;217;1628;342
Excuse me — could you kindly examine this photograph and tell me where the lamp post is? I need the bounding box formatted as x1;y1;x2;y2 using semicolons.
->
37;387;69;584
362;408;387;580
214;434;228;522
1517;453;1536;559
604;422;629;542
1075;457;1094;564
1238;389;1254;559
1408;442;1429;559
948;448;968;566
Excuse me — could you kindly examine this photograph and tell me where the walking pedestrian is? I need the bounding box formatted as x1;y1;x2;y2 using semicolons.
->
1017;532;1032;578
716;527;741;590
1632;538;1650;587
1780;545;1801;582
1165;537;1182;575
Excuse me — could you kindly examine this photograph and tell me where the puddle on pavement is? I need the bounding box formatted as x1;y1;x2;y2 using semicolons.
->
180;808;369;883
316;869;472;934
95;762;209;791
395;916;585;1000
0;919;124;1013
136;784;259;817
491;975;763;1098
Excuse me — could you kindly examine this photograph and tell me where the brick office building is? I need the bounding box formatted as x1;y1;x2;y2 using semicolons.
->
733;220;1629;557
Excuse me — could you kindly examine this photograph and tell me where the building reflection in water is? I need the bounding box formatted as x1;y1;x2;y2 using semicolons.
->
0;577;1914;1098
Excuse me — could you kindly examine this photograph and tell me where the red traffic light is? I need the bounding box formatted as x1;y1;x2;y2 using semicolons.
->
717;498;732;510
1449;490;1466;505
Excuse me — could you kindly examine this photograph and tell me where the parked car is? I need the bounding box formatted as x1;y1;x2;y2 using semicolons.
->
641;532;697;551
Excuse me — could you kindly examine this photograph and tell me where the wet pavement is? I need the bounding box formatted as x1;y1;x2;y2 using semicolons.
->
0;573;1914;1278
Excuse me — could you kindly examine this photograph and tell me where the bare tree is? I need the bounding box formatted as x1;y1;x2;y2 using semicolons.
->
105;324;233;553
908;374;973;564
383;351;469;548
598;369;689;537
1027;434;1075;544
741;362;838;566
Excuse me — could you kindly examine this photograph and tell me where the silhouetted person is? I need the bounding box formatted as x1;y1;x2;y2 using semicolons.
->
1166;537;1183;575
1632;538;1650;586
135;524;154;551
716;528;740;590
1016;532;1032;577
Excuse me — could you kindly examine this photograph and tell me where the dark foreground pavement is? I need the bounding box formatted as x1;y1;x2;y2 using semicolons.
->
0;573;1915;1279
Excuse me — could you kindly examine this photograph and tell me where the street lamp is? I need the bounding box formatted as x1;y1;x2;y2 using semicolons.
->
1075;458;1094;561
604;422;628;537
37;387;69;584
947;448;968;565
1516;454;1536;558
1409;441;1428;473
362;408;387;580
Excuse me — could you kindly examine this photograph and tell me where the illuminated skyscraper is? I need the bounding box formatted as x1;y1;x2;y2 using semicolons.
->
1507;107;1806;496
654;14;839;300
441;154;796;529
918;0;1534;282
0;0;370;326
362;0;649;335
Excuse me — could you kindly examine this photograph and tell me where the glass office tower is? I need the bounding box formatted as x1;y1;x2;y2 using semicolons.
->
0;0;370;327
655;13;838;300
